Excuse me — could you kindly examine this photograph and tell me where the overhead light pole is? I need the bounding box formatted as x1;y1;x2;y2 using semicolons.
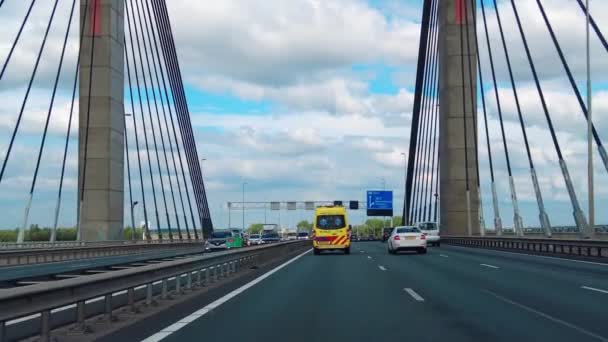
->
242;181;247;231
585;0;594;238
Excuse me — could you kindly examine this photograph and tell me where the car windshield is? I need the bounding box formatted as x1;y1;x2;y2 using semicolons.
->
316;215;345;230
211;231;231;239
250;234;260;239
297;232;308;237
262;233;278;239
396;227;419;234
419;222;437;231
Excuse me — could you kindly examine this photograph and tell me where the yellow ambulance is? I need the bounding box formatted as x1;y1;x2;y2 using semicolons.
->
312;205;351;255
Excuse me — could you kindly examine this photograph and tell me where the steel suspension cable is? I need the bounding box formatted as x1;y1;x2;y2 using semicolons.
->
575;0;608;53
53;0;91;242
125;41;150;241
126;0;163;240
535;0;608;173
404;0;433;225
510;0;589;236
140;0;186;240
0;0;57;187
144;0;195;239
0;0;37;80
462;0;486;234
410;4;435;223
133;0;177;240
150;0;202;238
494;0;544;236
458;0;472;236
480;0;518;235
153;0;208;237
78;0;103;241
471;0;502;234
420;0;439;222
22;0;75;241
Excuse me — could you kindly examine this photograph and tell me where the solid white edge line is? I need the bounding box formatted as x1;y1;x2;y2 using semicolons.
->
480;263;500;269
404;288;425;302
484;290;608;342
446;245;608;267
140;248;312;342
581;286;608;294
378;265;387;271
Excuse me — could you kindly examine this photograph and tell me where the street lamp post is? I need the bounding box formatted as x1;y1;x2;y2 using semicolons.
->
242;181;247;231
401;152;406;225
130;201;139;241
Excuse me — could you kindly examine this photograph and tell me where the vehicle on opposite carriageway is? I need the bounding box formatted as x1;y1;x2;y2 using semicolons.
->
416;221;440;246
313;205;351;255
205;230;244;251
387;226;427;254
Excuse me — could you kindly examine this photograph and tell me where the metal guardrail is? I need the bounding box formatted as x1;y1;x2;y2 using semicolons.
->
482;231;608;240
0;241;204;266
443;236;608;259
0;241;309;341
0;239;201;250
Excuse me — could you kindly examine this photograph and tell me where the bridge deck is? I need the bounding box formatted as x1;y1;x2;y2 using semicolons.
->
107;242;608;342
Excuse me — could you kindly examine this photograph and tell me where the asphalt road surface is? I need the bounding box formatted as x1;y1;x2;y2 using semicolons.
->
134;242;608;342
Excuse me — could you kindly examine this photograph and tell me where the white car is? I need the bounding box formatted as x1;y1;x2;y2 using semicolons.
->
387;226;427;254
248;234;263;246
417;222;440;246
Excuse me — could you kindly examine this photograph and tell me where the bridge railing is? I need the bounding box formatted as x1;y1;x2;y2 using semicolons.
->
0;240;205;266
443;236;608;259
0;239;201;250
0;241;309;341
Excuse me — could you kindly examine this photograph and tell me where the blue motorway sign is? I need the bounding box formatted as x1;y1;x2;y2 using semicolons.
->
367;190;393;217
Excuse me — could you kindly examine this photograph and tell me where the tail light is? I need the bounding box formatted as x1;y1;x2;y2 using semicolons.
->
228;238;234;243
420;234;426;240
394;235;401;240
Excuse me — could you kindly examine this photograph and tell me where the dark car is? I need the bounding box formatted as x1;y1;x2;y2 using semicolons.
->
261;232;281;243
381;227;394;242
205;231;231;251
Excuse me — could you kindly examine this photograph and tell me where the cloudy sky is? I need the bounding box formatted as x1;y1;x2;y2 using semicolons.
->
0;0;607;231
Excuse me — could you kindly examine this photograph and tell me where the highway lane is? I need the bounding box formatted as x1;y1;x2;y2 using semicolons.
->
0;247;204;285
140;242;608;342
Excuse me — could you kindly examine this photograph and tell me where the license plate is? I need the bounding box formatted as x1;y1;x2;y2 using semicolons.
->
405;236;416;240
316;241;330;245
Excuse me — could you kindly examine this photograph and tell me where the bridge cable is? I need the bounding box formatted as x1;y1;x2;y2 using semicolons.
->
403;0;433;225
462;0;486;234
0;0;37;81
510;0;589;236
2;0;60;242
144;0;196;239
410;0;437;223
22;0;75;242
459;0;472;236
78;0;104;241
471;0;502;233
53;0;92;242
125;39;151;241
153;0;211;237
133;0;179;241
0;0;53;187
151;0;203;238
575;0;608;53
480;0;518;236
126;0;164;241
493;0;546;236
535;0;608;174
420;0;439;222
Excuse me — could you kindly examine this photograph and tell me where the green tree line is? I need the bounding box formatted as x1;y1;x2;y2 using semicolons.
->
0;225;145;242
